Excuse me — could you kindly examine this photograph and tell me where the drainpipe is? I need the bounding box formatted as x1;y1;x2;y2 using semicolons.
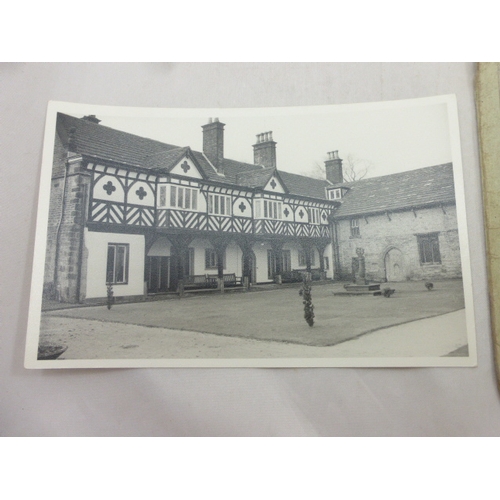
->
76;180;90;303
332;220;341;280
53;157;70;301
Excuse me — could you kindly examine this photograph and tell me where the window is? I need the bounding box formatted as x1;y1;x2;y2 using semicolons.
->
329;188;342;200
169;185;198;210
298;249;316;267
309;208;320;224
256;199;282;219
417;233;441;264
350;219;360;237
324;256;330;270
255;200;261;218
205;248;226;269
106;243;129;284
208;194;232;216
159;185;167;206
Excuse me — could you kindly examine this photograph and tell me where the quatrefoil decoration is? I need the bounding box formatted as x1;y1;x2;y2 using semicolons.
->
270;179;277;189
298;209;305;219
181;161;191;173
239;202;246;213
283;208;290;217
322;213;327;221
135;186;147;200
103;180;116;196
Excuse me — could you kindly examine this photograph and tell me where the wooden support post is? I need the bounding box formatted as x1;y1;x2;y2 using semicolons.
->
168;234;193;297
271;240;284;284
236;236;256;286
209;235;230;294
315;240;329;281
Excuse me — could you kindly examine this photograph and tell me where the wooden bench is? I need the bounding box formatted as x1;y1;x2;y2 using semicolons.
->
207;273;243;287
281;269;324;283
184;275;217;289
281;270;303;283
223;273;243;287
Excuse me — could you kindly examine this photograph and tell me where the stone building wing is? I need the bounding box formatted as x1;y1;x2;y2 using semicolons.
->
333;163;455;218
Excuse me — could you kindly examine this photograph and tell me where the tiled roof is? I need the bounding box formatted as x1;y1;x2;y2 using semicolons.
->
220;158;262;180
57;113;223;182
191;151;221;181
55;114;454;208
235;167;275;188
333;163;455;218
56;113;179;168
56;113;331;198
145;147;189;171
278;171;330;199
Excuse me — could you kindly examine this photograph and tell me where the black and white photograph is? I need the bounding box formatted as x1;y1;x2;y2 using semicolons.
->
24;96;476;368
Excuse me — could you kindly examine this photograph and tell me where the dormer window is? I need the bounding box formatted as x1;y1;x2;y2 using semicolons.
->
329;188;342;200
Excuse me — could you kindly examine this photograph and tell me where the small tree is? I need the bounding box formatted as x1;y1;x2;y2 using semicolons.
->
106;282;114;310
300;276;315;327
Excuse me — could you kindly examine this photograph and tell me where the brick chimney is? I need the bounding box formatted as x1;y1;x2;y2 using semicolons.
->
325;151;343;184
253;131;277;169
202;117;225;173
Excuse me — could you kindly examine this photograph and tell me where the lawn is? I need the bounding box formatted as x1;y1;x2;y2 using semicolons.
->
46;280;466;347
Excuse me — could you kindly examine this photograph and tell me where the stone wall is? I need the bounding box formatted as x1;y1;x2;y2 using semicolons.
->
334;204;462;282
43;132;91;302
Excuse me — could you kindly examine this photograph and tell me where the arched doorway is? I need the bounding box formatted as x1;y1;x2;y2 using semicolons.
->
384;247;405;282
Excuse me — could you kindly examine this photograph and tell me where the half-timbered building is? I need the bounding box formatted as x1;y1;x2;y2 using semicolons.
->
45;114;342;302
43;113;461;303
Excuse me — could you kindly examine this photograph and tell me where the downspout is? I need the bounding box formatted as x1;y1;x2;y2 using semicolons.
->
333;220;341;280
76;180;90;303
53;156;70;301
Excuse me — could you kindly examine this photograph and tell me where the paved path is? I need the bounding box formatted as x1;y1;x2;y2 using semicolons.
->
41;309;468;362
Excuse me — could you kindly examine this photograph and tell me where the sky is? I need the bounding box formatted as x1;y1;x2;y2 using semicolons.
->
53;97;456;181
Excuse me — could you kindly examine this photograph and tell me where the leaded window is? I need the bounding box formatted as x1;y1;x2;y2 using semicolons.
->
417;233;441;264
169;185;198;210
106;243;129;284
208;194;232;216
205;248;226;269
350;218;360;237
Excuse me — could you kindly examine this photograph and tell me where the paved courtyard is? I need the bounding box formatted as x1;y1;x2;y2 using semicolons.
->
38;280;469;360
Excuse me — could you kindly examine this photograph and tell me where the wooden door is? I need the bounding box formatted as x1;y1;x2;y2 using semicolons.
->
384;248;404;282
146;256;170;293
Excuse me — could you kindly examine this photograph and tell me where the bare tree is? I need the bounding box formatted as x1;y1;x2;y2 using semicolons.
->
342;154;373;182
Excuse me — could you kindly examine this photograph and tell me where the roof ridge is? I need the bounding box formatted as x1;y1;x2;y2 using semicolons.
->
342;162;453;186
